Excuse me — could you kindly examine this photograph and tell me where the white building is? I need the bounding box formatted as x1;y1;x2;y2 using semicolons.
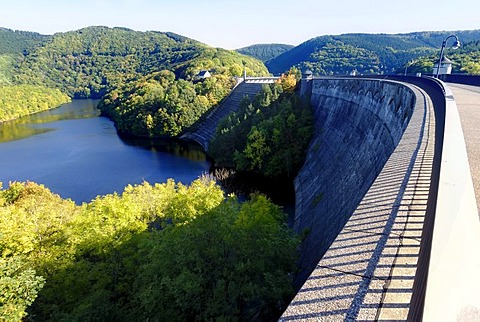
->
433;56;453;76
195;70;211;80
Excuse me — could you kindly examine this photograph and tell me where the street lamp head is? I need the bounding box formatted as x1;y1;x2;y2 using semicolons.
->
452;39;461;49
435;34;461;78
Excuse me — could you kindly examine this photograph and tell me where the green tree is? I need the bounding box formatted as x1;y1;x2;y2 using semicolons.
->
0;177;298;321
0;256;45;321
134;194;298;321
461;61;480;75
209;76;313;179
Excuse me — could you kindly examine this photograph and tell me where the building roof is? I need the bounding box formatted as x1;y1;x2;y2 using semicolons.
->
435;56;453;65
197;70;211;77
441;56;453;64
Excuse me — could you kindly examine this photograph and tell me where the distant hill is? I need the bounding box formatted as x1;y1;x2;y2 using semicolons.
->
0;27;48;55
404;40;480;75
236;43;294;62
0;26;269;132
266;30;480;75
9;26;268;98
0;28;49;85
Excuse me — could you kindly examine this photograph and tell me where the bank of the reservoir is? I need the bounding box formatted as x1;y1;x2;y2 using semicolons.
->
0;100;209;203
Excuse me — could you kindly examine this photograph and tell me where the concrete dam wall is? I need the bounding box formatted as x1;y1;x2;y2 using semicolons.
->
295;78;416;278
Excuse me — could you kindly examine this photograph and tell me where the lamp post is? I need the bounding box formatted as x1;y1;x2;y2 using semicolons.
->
435;34;461;78
404;60;412;76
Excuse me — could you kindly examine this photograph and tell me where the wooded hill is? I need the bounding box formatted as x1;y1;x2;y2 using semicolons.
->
0;27;47;55
10;26;268;98
402;40;480;75
261;30;480;75
236;43;294;62
0;26;269;126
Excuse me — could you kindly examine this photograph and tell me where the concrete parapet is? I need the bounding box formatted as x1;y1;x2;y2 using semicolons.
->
422;81;480;322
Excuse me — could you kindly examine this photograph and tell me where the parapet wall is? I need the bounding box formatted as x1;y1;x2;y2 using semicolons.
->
294;78;416;278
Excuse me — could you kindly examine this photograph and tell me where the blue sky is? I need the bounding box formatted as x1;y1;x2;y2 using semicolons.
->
1;0;479;49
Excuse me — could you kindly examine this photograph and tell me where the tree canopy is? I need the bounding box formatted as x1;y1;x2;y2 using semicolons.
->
0;179;299;321
0;85;70;122
265;30;480;75
236;43;295;62
400;40;480;75
11;26;268;99
209;69;313;178
98;70;236;137
1;26;269;136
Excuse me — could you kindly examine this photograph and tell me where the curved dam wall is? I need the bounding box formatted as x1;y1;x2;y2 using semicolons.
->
295;78;416;279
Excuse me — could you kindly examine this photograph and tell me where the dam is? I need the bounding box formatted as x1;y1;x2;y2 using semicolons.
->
184;75;480;321
282;77;434;320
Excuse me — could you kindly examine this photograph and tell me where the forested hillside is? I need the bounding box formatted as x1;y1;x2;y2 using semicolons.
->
0;179;299;321
0;28;47;55
0;28;48;86
236;43;294;62
402;40;480;75
209;69;313;179
98;70;236;137
0;85;70;121
13;26;268;98
266;30;480;75
1;26;269;128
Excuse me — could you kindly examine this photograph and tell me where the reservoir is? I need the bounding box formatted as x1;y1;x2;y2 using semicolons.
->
0;100;210;204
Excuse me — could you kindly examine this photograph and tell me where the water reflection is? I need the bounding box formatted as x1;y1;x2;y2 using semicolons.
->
0;100;101;143
121;137;207;162
0;100;210;204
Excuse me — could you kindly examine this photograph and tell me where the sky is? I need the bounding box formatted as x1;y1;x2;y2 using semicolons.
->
1;0;479;49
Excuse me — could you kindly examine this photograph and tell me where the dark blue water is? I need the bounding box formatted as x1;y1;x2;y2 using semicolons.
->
0;100;209;203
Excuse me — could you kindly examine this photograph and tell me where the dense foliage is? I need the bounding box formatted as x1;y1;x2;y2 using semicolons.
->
236;44;295;62
209;70;313;178
0;256;45;321
0;179;299;321
0;55;15;86
401;40;480;75
266;30;480;75
2;26;269;137
0;28;47;55
98;70;236;137
0;85;70;122
12;26;268;99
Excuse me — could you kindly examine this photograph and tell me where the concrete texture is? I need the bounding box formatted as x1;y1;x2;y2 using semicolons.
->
293;79;417;279
281;80;435;321
422;82;480;321
447;83;480;215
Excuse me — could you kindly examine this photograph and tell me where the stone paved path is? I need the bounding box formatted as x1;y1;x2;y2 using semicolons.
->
448;83;480;216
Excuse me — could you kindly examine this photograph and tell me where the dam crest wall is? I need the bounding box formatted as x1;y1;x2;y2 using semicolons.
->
294;78;416;278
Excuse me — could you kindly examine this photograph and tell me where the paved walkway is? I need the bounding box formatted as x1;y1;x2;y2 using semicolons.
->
447;83;480;215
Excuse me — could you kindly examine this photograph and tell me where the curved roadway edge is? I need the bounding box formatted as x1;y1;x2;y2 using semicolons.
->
280;80;436;321
422;81;480;321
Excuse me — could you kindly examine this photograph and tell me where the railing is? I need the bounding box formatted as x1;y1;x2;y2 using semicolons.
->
244;76;279;83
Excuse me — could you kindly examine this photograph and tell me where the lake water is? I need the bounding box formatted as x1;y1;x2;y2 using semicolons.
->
0;100;210;204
